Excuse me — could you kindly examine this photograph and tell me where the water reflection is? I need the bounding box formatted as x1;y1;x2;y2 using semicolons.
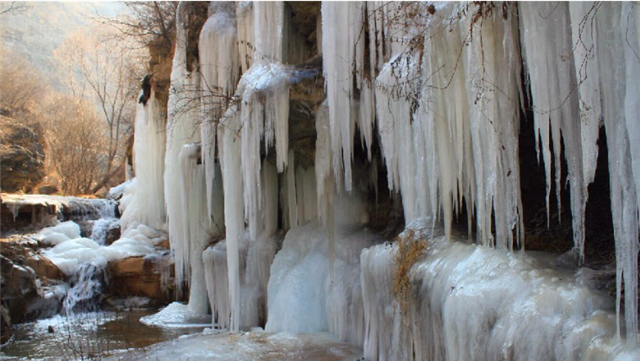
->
0;310;206;360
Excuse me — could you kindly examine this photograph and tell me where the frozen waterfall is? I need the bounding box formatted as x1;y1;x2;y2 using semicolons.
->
118;1;640;360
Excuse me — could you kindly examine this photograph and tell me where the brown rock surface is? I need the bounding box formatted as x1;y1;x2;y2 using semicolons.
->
0;200;58;232
1;254;38;324
24;254;65;282
0;241;65;324
108;255;172;305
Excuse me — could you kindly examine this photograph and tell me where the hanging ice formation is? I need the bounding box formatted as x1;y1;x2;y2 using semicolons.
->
320;0;640;352
519;2;640;344
199;1;298;332
199;2;238;223
127;0;640;358
119;87;166;232
164;2;208;303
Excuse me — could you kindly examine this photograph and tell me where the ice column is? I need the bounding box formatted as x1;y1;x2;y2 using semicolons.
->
179;143;215;315
236;2;254;74
253;1;283;63
219;106;244;332
119;89;166;232
164;2;201;298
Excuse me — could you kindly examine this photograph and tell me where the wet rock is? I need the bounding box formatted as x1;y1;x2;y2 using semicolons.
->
0;199;58;232
108;254;173;306
0;254;38;324
0;243;65;324
284;57;325;169
24;254;66;282
76;220;95;238
104;222;122;246
24;283;65;320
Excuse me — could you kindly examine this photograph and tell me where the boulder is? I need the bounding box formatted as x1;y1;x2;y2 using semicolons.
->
24;254;66;282
0;244;65;324
0;254;39;324
108;254;173;305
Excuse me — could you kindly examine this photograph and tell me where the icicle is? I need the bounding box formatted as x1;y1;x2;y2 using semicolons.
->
286;150;298;228
236;2;254;74
235;62;290;238
164;2;201;299
321;2;367;191
199;2;239;223
463;3;523;249
315;101;336;281
370;3;524;247
520;3;589;258
569;2;602;188
253;1;284;64
622;2;640;344
203;242;230;328
202;161;277;330
315;101;331;224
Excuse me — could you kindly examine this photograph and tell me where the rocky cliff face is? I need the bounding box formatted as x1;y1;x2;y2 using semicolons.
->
0;115;46;193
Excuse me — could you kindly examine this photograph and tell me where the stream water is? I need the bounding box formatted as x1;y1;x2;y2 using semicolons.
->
0;310;205;360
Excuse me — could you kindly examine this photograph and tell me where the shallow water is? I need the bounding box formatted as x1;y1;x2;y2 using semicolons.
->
0;310;206;360
104;330;364;361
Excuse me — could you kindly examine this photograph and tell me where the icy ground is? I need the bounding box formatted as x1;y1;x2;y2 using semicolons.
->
104;330;363;361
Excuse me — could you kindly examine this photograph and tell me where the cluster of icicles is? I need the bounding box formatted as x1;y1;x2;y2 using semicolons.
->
121;1;640;359
319;1;640;345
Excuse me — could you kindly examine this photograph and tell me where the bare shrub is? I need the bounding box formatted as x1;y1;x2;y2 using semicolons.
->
393;229;428;317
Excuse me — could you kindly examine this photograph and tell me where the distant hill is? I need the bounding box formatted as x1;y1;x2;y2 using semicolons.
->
0;2;123;92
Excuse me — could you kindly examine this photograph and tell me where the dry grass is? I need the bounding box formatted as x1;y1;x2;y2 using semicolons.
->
393;229;428;316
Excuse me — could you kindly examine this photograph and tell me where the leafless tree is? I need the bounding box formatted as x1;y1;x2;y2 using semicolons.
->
0;51;47;115
54;28;144;193
0;2;30;17
96;1;178;54
38;93;108;195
